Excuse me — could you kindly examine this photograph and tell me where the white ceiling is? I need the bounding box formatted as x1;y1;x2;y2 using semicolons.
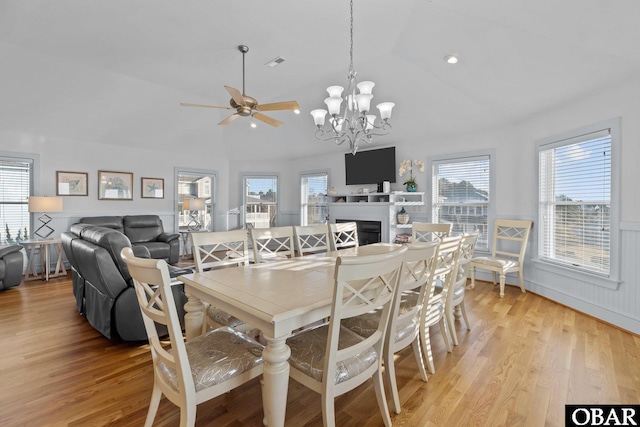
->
1;0;639;160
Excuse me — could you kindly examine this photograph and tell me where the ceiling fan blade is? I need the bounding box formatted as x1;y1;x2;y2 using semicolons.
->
256;100;300;111
253;112;283;127
180;102;233;110
219;113;240;126
225;86;246;106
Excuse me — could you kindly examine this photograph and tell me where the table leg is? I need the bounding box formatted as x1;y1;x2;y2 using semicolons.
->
24;245;41;281
261;334;291;427
43;244;51;281
53;243;67;277
183;292;205;341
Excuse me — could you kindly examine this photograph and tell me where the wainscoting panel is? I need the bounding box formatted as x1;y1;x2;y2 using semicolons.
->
527;226;640;335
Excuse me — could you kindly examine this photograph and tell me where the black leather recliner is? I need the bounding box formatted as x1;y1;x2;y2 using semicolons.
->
61;224;188;341
79;215;180;264
0;245;24;291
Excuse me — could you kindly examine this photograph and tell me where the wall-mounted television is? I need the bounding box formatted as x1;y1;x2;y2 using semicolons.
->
345;146;396;185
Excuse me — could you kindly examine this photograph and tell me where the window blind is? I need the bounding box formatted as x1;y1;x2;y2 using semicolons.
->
538;129;611;275
301;173;328;226
432;155;490;250
0;157;32;243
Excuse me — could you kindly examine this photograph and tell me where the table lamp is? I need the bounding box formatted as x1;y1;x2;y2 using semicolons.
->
28;196;63;239
183;198;205;231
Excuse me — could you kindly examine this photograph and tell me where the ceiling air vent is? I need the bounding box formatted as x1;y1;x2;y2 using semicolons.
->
265;56;286;67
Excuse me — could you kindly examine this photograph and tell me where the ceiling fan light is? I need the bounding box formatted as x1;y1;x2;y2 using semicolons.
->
250;121;257;128
326;86;344;98
355;93;373;113
357;81;375;95
293;109;300;115
310;109;328;126
324;97;343;116
376;102;395;120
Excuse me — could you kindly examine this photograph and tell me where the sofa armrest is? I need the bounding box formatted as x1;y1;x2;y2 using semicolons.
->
0;245;23;258
157;232;180;243
132;245;151;259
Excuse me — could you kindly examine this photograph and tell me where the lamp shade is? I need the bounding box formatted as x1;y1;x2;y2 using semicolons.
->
376;102;395;120
184;198;205;210
28;196;63;213
310;109;327;126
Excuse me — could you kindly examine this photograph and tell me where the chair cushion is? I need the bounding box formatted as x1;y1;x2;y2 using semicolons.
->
159;327;264;392
343;309;418;344
207;306;245;329
287;325;378;385
472;256;518;270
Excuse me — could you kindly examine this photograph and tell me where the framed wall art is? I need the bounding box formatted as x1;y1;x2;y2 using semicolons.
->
141;177;164;199
98;170;133;200
56;171;88;196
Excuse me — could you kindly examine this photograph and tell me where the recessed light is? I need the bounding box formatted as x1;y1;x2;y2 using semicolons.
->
444;54;458;64
294;109;300;115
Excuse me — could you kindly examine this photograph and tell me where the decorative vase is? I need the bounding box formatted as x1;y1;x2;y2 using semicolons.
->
397;207;410;225
405;181;417;192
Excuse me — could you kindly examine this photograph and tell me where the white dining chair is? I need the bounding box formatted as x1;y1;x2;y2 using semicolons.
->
329;221;359;250
343;241;440;414
294;224;331;256
286;245;407;427
444;233;477;345
412;222;452;243
250;226;296;263
470;219;532;298
121;247;264;427
190;230;251;332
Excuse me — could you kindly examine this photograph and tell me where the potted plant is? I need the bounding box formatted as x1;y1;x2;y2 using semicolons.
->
398;159;425;192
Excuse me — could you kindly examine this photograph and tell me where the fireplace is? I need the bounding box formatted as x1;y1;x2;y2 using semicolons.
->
335;219;382;245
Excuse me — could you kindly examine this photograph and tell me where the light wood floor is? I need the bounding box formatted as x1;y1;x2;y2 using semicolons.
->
1;274;639;427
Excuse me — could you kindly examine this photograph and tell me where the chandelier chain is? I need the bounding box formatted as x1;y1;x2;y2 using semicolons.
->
349;0;354;74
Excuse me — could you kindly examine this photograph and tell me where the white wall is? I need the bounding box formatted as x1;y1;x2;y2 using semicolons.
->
0;130;229;234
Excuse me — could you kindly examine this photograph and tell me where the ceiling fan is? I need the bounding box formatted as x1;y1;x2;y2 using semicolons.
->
180;45;300;127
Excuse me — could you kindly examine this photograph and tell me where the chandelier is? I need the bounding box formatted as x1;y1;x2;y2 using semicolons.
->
310;0;394;155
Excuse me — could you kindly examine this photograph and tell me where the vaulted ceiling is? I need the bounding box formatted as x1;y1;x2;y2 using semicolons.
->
1;0;639;161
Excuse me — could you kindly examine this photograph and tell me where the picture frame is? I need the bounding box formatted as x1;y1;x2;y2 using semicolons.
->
56;171;88;196
141;177;164;199
98;170;133;200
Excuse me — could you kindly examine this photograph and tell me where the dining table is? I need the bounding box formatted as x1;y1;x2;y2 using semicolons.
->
177;242;402;427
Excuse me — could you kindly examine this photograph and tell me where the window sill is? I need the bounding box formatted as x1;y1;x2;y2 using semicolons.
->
532;258;621;290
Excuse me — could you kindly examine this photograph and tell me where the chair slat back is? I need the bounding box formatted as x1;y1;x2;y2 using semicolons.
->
329;222;359;250
120;247;194;394
327;246;406;373
294;225;331;256
433;236;463;299
491;219;533;263
250;226;295;262
191;230;249;272
412;222;452;243
387;241;440;349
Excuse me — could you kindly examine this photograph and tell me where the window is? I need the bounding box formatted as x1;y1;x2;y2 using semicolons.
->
538;124;616;277
431;154;491;250
301;173;328;226
244;176;278;228
0;155;33;243
176;171;214;231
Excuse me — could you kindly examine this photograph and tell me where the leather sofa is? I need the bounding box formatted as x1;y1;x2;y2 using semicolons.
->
79;215;180;264
0;245;24;290
61;223;189;341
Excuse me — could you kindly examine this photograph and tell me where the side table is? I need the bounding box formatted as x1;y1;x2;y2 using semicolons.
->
21;239;67;281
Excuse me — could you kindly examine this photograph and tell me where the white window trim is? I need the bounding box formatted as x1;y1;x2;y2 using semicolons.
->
427;148;496;254
242;173;280;228
300;170;329;226
534;117;621;287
